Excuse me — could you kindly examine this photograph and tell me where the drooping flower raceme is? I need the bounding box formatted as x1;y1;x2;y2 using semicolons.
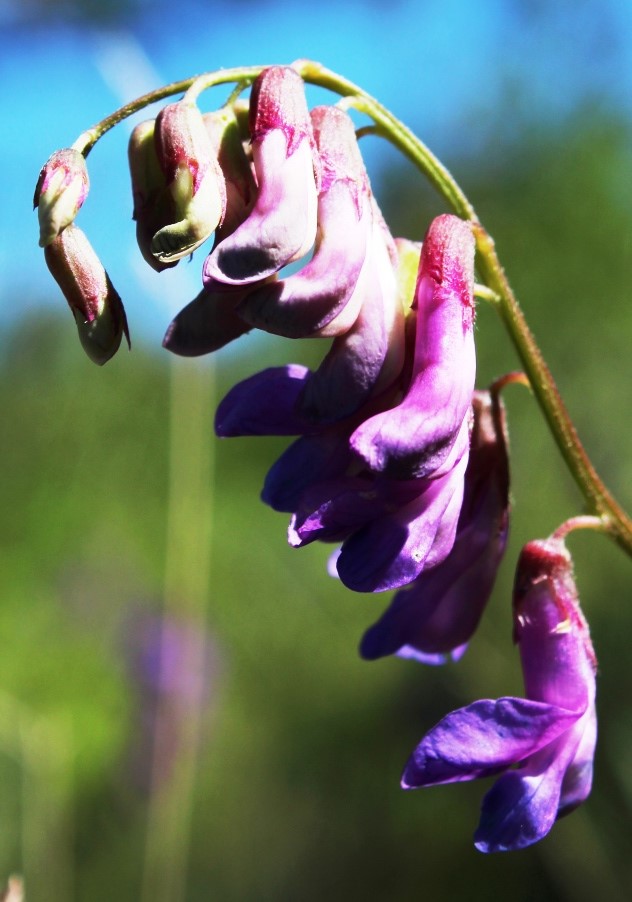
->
401;536;597;852
34;63;613;855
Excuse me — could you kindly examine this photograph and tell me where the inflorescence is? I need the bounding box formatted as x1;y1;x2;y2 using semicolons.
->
34;61;623;852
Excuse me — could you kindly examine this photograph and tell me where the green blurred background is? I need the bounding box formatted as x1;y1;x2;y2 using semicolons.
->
3;0;632;899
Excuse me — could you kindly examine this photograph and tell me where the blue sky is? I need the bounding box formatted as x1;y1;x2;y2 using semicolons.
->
4;0;632;349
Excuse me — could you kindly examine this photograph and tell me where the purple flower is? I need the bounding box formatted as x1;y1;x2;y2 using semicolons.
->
123;611;220;794
351;213;476;479
401;536;597;852
162;107;261;356
34;147;89;247
44;224;130;364
297;200;406;423
360;388;510;662
203;66;319;285
215;363;471;592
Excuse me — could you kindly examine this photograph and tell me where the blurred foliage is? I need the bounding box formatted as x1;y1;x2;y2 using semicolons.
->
3;108;632;901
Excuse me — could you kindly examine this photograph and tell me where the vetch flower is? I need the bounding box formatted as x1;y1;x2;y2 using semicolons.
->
235;104;372;338
297;200;406;423
163;107;260;356
152;99;226;263
203;66;318;285
350;213;476;479
401;536;597;853
34;148;89;247
360;388;510;663
44;224;130;364
333;416;470;592
214;349;470;593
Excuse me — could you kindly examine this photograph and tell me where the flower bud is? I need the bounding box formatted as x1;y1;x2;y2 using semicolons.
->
128;118;177;272
152;100;226;263
34;148;89;247
44;224;130;364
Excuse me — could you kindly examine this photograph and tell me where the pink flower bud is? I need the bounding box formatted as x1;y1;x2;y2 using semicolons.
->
128;118;177;272
152;100;226;263
44;225;130;365
34;148;89;247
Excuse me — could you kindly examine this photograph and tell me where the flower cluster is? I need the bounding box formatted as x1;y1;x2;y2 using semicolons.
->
34;63;600;853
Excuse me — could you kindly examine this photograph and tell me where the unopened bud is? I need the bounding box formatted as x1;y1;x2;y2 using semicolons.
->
44;225;130;365
152;100;226;263
34;148;89;247
128;118;177;272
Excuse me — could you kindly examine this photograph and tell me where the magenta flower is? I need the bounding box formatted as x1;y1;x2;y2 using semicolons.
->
203;66;318;285
351;213;476;479
235;104;372;338
360;388;510;662
297;201;406;423
44;224;130;364
163;108;261;356
401;536;597;853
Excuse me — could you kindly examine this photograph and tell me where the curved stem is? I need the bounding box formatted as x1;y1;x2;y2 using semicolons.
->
553;515;607;541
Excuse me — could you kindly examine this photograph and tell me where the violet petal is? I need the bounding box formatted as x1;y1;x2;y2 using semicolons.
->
401;698;581;790
350;214;475;479
214;365;310;437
